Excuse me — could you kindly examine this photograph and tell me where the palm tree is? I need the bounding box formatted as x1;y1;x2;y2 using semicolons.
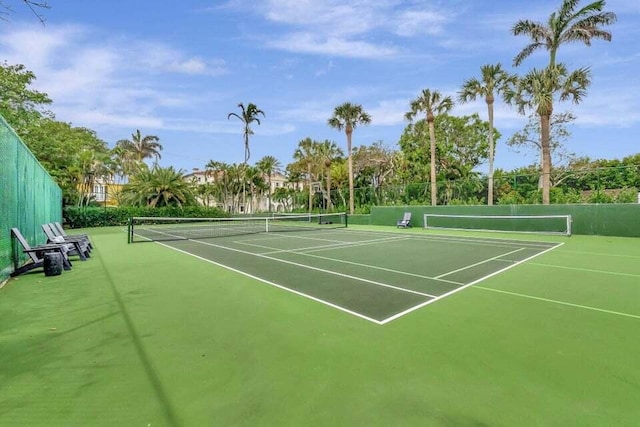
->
328;102;371;214
315;140;344;210
227;102;265;164
505;64;590;204
512;0;617;68
293;137;317;212
228;102;265;210
511;0;615;205
256;155;282;212
405;89;454;206
115;129;163;164
123;166;196;208
459;63;515;205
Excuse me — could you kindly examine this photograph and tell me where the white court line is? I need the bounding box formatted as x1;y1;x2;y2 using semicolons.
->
257;235;411;256
474;286;640;320
434;248;525;279
529;262;640;279
378;242;564;324
187;239;438;299
154;242;385;325
235;240;463;286
558;250;640;260
342;228;558;249
134;227;563;325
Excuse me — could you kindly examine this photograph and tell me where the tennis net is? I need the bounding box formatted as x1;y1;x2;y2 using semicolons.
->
128;212;348;243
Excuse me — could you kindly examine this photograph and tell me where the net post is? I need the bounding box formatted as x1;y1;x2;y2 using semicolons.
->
566;215;572;236
345;212;348;228
127;217;132;244
265;217;269;233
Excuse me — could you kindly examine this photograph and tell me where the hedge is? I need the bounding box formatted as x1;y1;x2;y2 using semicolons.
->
63;206;229;228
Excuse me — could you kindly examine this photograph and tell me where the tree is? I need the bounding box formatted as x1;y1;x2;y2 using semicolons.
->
115;129;163;165
512;0;617;68
505;64;590;204
123;166;196;208
405;89;453;205
0;61;52;137
459;63;515;205
507;111;577;168
315;140;344;210
399;114;495;204
352;141;395;206
256;155;282;212
227;102;265;165
293;137;317;212
1;1;50;24
511;1;614;205
228;102;265;210
328;102;371;214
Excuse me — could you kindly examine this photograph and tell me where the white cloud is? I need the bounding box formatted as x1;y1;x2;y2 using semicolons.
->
133;43;227;76
392;10;446;37
0;23;228;135
267;32;399;59
253;0;448;58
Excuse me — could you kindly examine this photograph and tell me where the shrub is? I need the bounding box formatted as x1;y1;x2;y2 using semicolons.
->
63;206;228;228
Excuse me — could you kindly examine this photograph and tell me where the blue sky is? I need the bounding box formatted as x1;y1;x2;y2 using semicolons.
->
1;0;639;173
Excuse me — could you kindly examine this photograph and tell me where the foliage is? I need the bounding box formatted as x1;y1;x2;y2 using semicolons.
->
405;88;454;206
512;0;617;67
228;102;265;164
459;63;516;205
0;61;52;136
63;205;228;229
398;113;497;204
328;102;371;214
122;166;197;208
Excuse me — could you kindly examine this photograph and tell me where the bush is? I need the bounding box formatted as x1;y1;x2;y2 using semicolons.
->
63;206;229;228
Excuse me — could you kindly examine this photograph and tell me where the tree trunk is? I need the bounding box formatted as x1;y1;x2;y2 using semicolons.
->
540;113;552;205
346;128;355;214
428;121;437;206
487;99;495;206
268;173;272;212
307;163;312;212
326;171;333;210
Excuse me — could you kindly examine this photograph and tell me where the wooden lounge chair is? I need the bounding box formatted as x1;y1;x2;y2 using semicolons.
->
42;223;90;260
52;222;93;250
396;212;412;228
10;228;72;276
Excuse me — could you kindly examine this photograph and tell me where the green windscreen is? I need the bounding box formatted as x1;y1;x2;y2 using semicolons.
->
0;114;62;282
424;213;571;235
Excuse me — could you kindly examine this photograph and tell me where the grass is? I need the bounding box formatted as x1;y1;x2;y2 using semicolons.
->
0;225;639;426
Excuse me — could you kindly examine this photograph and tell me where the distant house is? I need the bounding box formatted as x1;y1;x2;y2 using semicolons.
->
82;178;123;207
183;168;304;213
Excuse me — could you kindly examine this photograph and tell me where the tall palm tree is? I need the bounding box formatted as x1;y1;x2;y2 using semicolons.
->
227;102;265;164
115;129;163;164
459;63;515;205
512;0;617;68
315;140;344;210
511;0;615;205
505;64;590;204
328;102;371;214
256;155;282;212
405;89;454;206
293;137;317;212
228;102;265;210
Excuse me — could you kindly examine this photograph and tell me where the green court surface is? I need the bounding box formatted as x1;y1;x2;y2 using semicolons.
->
1;225;639;426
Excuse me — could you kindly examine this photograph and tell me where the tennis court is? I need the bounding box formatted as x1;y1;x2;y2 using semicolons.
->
2;219;639;426
131;215;561;324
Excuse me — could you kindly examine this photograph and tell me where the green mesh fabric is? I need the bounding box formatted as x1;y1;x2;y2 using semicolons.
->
0;114;62;282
